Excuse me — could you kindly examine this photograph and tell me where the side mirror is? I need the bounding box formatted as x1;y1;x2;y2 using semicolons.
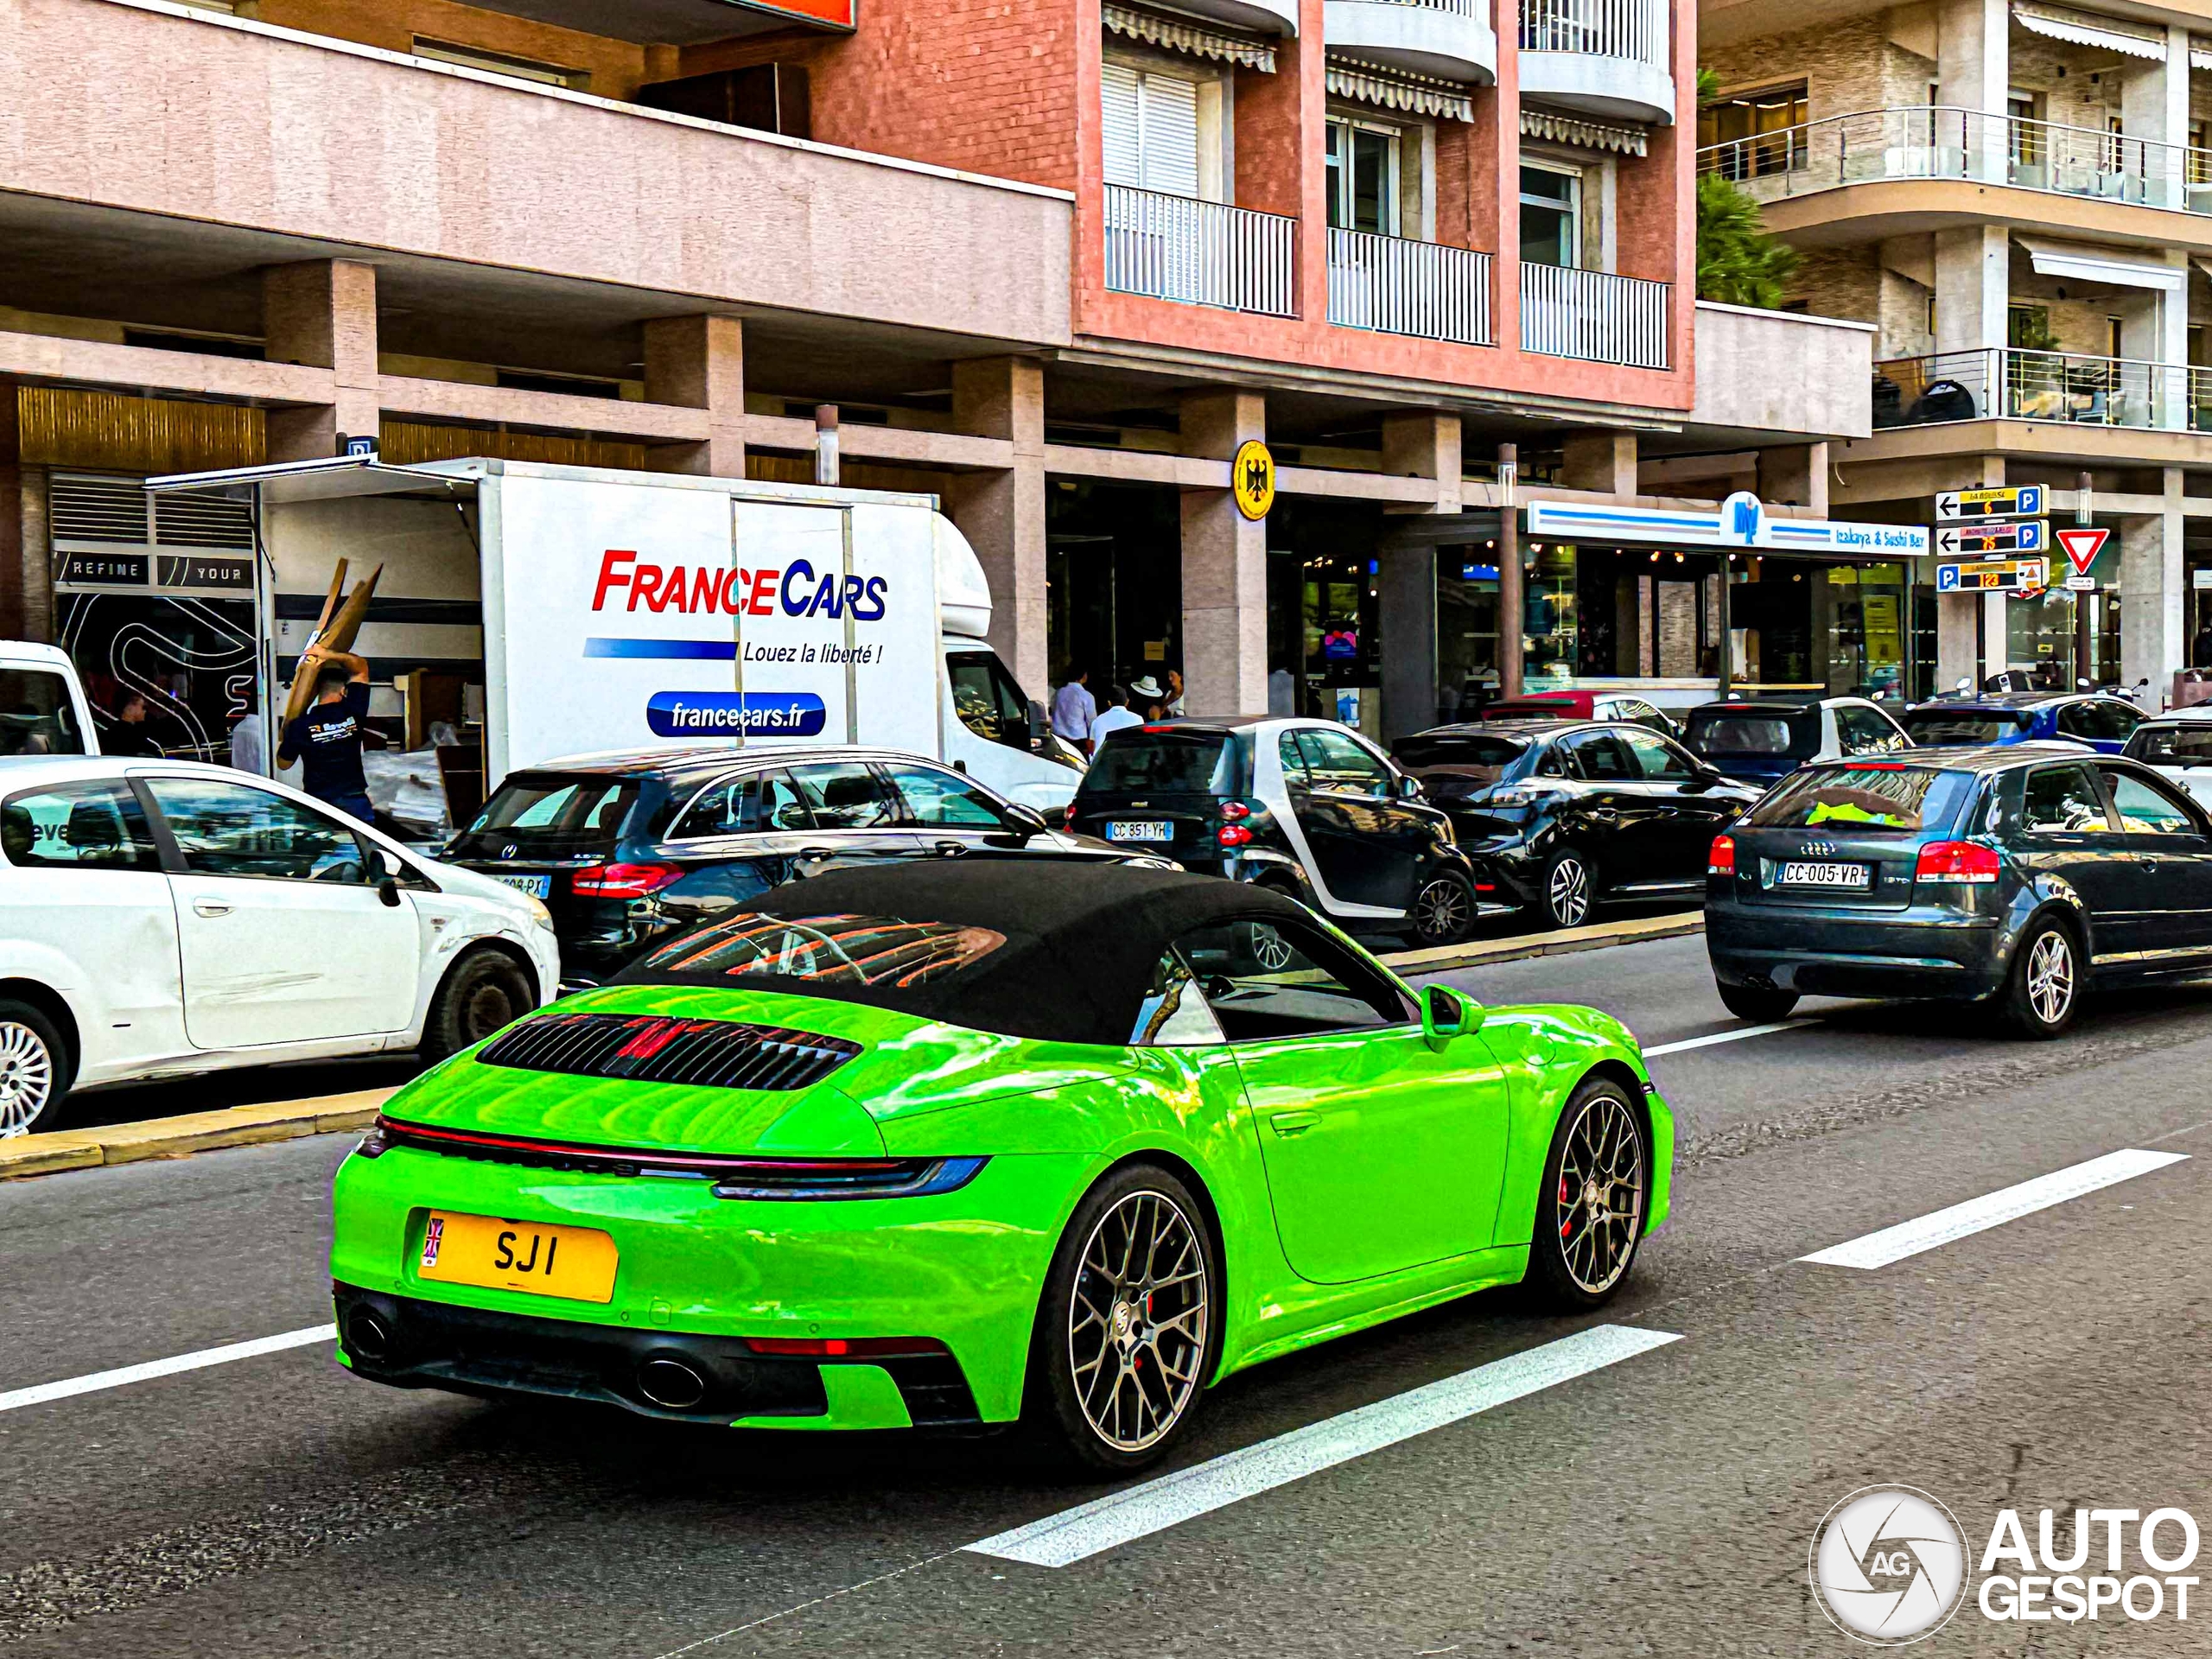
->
1028;700;1049;744
1396;774;1426;801
374;849;404;906
1001;802;1050;840
1421;983;1481;1048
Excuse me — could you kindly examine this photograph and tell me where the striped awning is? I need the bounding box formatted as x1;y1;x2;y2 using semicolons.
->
1325;54;1473;122
1522;106;1649;156
2012;1;2165;60
1103;4;1276;72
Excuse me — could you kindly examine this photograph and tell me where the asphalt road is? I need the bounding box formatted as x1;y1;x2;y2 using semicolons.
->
4;936;2209;1655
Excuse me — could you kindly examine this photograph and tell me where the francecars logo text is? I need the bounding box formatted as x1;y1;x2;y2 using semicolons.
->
1810;1486;1968;1645
590;550;888;620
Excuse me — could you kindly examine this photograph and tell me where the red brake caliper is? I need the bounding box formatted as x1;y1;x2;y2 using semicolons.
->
1559;1176;1573;1237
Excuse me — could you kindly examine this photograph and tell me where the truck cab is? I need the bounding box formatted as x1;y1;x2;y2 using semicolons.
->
0;642;98;758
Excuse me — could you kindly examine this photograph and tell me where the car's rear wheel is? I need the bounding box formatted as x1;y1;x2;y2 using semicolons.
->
1538;848;1595;930
2003;913;2080;1039
1523;1075;1649;1311
420;949;535;1061
1026;1163;1220;1477
1405;872;1477;948
0;999;72;1139
1716;981;1799;1023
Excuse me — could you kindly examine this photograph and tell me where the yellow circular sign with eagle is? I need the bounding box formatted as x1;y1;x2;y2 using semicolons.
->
1231;439;1275;522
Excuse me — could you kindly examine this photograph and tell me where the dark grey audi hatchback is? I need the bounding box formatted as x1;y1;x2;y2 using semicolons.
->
1706;744;2212;1038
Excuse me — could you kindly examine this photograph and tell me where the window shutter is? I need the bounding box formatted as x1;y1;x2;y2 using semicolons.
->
1102;62;1142;187
1139;72;1201;198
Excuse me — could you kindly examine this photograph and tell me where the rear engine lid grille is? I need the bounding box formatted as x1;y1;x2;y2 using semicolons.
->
476;1011;861;1091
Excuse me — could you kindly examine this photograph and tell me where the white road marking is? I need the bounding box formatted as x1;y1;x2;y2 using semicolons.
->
1643;1019;1815;1058
0;1324;335;1414
965;1324;1681;1569
1800;1148;2190;1270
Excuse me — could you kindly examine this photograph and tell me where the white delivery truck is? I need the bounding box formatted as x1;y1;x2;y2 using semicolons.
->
0;642;98;757
146;457;1080;809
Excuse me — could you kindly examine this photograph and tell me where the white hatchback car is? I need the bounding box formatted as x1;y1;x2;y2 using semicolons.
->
0;758;560;1135
2120;709;2212;811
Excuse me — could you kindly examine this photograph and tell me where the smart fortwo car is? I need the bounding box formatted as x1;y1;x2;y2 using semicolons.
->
330;862;1672;1473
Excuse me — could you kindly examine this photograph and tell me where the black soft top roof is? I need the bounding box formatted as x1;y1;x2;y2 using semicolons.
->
609;861;1334;1046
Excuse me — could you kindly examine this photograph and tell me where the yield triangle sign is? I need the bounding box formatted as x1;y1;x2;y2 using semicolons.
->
2056;526;2109;577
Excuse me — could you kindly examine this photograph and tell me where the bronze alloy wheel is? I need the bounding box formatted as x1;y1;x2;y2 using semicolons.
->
1066;1188;1210;1453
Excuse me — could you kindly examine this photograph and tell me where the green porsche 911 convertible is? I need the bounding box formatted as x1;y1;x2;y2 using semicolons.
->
331;861;1672;1472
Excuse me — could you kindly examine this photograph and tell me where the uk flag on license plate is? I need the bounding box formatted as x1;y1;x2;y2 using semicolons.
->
420;1216;444;1268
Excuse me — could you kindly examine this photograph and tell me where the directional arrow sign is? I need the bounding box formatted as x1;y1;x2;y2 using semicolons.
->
1936;557;2048;594
2055;525;2110;578
1936;485;2044;521
1935;519;2046;556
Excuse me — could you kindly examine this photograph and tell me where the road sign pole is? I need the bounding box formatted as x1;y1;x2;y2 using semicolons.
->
2075;473;2093;687
1497;442;1522;699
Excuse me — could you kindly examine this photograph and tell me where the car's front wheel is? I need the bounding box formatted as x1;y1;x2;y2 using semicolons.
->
1523;1075;1649;1311
1405;871;1477;948
1026;1163;1221;1476
420;949;536;1062
1538;847;1595;930
2003;913;2080;1039
0;998;72;1139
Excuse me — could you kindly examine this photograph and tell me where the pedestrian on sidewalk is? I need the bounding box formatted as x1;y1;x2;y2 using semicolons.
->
1090;683;1143;747
1129;674;1166;721
278;646;376;823
1051;665;1097;757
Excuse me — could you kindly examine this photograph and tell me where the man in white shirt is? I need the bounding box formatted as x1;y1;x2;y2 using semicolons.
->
1050;668;1097;755
228;709;266;775
1090;683;1143;747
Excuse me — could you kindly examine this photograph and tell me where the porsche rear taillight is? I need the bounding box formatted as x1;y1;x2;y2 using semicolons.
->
1915;840;2000;885
1707;835;1736;877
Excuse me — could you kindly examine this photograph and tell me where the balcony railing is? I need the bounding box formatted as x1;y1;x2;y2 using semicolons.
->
1519;0;1665;64
1873;347;2209;431
1327;229;1492;345
1699;105;2212;214
1520;264;1669;367
1103;184;1298;316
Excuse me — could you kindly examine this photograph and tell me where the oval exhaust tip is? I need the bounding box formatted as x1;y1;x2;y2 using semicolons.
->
636;1357;709;1411
347;1312;393;1364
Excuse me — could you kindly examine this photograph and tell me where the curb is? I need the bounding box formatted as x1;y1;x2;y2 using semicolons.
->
0;1087;397;1183
1382;908;1703;976
0;912;1704;1184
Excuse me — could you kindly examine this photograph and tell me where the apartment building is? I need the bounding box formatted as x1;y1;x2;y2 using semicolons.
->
1700;0;2212;697
0;0;1866;766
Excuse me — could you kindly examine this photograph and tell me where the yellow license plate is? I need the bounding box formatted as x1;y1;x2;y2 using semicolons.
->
416;1210;619;1304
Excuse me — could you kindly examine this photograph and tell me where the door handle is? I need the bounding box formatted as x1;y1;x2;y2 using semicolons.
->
934;840;968;857
2142;857;2160;874
1268;1109;1320;1137
192;899;233;918
798;846;835;863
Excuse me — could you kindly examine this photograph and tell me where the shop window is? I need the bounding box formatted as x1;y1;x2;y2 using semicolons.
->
1325;118;1402;237
1698;82;1808;179
1519;165;1581;268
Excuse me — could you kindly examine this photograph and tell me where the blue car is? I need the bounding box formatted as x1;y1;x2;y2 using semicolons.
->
1898;690;2145;753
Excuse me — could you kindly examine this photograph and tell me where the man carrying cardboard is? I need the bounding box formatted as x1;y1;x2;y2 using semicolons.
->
278;645;375;823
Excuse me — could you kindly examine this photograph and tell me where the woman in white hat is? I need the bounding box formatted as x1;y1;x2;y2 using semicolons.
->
1128;674;1166;721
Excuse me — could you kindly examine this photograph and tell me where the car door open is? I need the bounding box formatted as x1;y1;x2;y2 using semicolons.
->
1187;917;1510;1282
142;776;419;1048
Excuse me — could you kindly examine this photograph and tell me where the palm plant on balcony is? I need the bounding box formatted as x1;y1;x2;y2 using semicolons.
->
1694;70;1800;310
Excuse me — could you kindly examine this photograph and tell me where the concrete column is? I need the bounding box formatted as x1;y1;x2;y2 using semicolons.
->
1933;226;2008;358
1376;543;1438;741
642;315;745;478
2122;29;2190;206
1376;412;1459;737
948;357;1048;698
1755;442;1830;514
1380;411;1462;514
1936;0;2007;181
2120;469;2186;702
262;259;379;461
1937;457;2002;690
0;378;22;643
1560;430;1637;499
1179;389;1268;718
